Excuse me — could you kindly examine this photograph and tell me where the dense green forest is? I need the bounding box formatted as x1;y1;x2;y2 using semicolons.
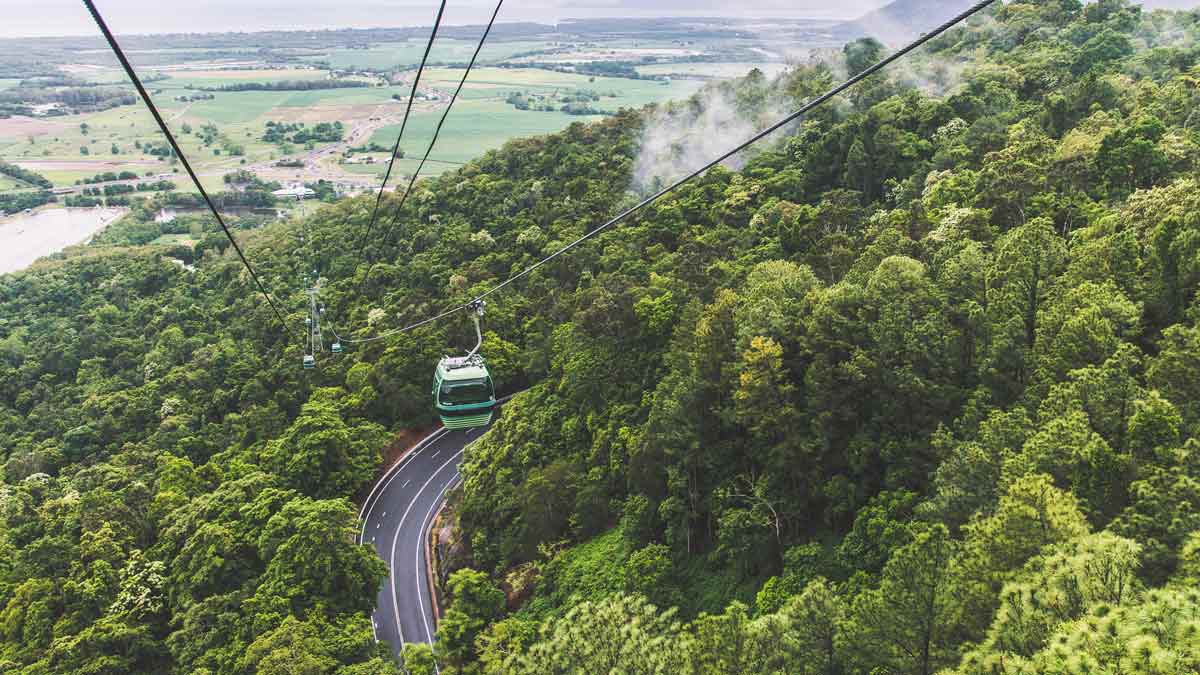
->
2;1;1200;673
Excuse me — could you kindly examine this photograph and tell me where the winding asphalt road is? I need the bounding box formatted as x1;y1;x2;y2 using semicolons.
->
357;424;491;660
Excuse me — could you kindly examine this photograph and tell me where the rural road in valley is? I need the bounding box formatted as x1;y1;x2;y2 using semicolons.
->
357;424;492;660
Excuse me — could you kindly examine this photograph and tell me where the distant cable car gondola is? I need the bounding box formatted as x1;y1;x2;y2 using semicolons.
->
432;301;495;429
303;354;315;369
331;341;342;354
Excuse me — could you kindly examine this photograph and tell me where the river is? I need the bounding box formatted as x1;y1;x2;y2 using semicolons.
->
0;206;127;274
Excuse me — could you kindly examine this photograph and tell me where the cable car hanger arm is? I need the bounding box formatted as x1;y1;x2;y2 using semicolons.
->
466;300;484;359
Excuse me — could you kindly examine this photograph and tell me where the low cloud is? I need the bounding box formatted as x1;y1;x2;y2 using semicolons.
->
632;77;795;191
1;0;889;38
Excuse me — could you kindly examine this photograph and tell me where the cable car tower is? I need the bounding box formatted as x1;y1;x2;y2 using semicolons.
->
299;204;338;367
309;285;324;352
303;276;324;370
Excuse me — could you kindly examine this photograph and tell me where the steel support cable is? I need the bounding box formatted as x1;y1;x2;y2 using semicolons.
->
82;0;299;340
375;0;505;255
331;0;504;344
330;304;466;344
353;0;449;259
332;0;998;345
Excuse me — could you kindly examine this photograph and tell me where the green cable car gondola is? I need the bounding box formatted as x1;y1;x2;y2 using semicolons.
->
303;354;315;369
432;302;495;429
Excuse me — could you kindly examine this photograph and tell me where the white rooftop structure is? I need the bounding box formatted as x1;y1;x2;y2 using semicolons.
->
272;184;316;200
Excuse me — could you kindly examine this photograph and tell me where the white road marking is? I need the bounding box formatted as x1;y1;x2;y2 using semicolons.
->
417;473;459;673
361;401;512;646
402;480;411;488
360;427;447;646
359;428;448;541
388;450;465;653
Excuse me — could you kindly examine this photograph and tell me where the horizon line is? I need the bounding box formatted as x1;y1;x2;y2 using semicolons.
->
0;14;849;42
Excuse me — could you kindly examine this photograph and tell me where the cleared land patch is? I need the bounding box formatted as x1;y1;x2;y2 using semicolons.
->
636;62;788;79
3;31;728;192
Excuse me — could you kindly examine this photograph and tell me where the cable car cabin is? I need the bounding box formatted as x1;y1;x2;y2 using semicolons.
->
303;355;315;370
433;356;495;429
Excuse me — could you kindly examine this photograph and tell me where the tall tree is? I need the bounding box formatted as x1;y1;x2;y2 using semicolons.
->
844;524;962;675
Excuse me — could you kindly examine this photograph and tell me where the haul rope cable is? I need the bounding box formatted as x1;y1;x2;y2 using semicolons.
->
82;0;299;340
353;0;450;259
330;0;506;342
374;0;505;255
331;0;999;345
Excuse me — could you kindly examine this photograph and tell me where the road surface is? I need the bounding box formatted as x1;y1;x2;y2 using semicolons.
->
358;424;490;660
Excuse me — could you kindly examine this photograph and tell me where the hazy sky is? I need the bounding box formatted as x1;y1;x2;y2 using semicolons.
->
1;0;892;38
4;1;1197;40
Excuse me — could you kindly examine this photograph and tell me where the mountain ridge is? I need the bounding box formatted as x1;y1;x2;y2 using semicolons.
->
837;0;983;45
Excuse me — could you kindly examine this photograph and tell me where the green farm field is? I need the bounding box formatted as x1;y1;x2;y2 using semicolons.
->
149;233;200;245
365;101;599;172
0;101;253;183
154;67;333;90
0;175;25;190
1;17;740;196
0;62;705;190
423;67;704;109
159;86;411;124
57;64;132;83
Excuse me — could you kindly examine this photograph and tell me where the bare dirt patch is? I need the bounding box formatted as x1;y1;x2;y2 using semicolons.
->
278;103;391;124
0;116;78;138
382;427;438;467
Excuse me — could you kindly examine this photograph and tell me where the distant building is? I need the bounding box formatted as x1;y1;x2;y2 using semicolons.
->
30;103;64;116
272;184;316;200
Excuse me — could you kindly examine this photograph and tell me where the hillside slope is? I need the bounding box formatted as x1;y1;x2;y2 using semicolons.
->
838;0;981;44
